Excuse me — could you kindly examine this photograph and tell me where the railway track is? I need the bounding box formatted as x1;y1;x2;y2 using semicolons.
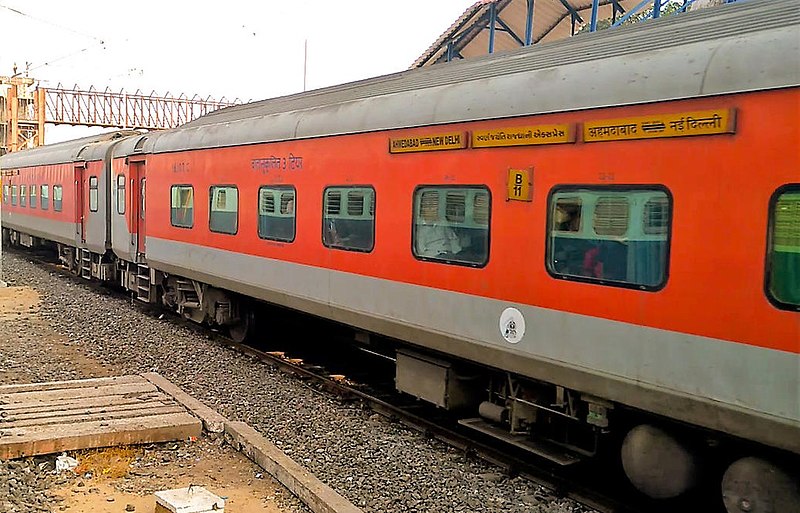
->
213;339;648;513
14;246;708;513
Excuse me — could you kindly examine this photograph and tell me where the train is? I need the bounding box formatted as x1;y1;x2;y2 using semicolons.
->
1;1;798;510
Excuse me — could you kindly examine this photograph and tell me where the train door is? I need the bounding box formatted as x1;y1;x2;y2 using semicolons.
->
138;176;146;253
129;160;146;257
74;163;86;243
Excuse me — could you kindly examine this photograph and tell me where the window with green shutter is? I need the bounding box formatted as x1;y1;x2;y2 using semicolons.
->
258;186;295;242
767;186;800;309
322;186;374;252
547;187;671;290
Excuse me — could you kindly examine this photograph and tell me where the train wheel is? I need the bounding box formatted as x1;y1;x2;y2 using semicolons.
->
621;424;699;499
229;307;255;343
722;457;800;513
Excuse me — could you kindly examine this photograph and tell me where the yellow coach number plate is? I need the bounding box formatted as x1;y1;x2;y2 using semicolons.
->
507;168;532;202
473;124;574;148
584;109;736;142
389;132;467;153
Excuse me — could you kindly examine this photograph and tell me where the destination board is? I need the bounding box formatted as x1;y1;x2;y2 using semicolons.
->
473;124;574;148
389;132;467;154
584;109;736;142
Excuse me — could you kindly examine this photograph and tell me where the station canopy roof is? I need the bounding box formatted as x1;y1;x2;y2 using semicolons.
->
413;0;643;68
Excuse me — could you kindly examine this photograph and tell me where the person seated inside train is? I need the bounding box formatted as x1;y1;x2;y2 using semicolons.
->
417;223;463;257
583;245;604;278
553;246;583;275
325;217;370;249
173;205;193;227
554;203;581;232
325;218;346;246
415;206;469;258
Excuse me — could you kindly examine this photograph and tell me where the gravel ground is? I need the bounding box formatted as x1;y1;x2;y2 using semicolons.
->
2;250;593;513
0;457;72;512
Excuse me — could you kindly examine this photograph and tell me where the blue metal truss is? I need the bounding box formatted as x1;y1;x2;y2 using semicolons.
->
495;14;526;46
611;0;653;27
524;0;535;45
432;8;495;64
610;0;627;23
486;1;528;53
431;0;748;66
606;0;746;29
590;0;601;31
557;0;585;36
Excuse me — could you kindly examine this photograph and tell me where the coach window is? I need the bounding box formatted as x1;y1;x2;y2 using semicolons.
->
20;184;26;207
2;184;8;204
140;178;146;219
766;185;800;310
322;186;374;252
29;185;37;209
40;185;49;210
53;185;63;211
209;185;238;234
89;176;99;212
170;185;194;228
547;187;671;290
10;185;17;206
258;186;296;242
413;186;490;267
117;175;125;215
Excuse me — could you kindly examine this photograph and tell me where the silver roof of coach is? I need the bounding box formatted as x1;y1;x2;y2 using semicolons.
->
149;0;798;154
0;131;140;169
112;133;152;158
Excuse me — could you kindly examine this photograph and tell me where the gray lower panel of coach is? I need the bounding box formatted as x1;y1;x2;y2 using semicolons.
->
145;237;800;454
2;214;78;248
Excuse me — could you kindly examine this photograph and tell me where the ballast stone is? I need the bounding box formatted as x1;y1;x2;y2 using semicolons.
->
154;486;225;513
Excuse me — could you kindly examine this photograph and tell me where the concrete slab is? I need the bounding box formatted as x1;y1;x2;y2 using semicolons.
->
227;421;363;513
155;486;225;513
0;374;201;460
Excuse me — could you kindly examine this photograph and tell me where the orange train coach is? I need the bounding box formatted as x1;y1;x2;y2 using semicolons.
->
1;1;797;510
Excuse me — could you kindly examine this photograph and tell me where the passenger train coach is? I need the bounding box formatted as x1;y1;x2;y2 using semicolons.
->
2;1;798;510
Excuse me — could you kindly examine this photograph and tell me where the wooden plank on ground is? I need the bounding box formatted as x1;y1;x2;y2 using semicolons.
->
0;375;144;395
4;398;179;422
0;413;201;460
0;382;158;405
0;392;175;414
4;404;187;428
0;375;202;460
142;373;227;433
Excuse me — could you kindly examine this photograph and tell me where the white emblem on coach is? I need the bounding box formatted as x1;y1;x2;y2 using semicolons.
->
499;307;525;344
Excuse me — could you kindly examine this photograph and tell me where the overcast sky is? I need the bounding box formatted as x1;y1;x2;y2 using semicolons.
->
1;0;472;142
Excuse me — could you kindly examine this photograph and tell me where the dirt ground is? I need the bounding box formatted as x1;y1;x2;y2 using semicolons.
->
49;441;290;512
0;286;297;512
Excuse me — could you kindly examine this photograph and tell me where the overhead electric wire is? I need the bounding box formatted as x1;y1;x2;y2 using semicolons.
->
27;46;100;73
0;3;105;43
0;2;107;76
